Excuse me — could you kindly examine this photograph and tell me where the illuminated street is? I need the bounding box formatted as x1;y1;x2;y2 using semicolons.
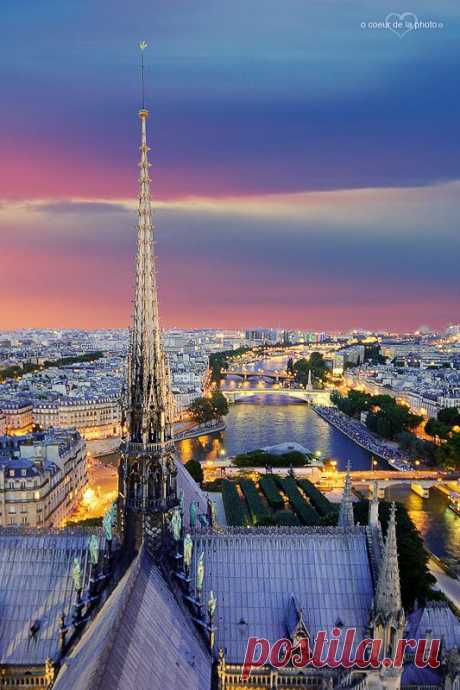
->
65;454;118;524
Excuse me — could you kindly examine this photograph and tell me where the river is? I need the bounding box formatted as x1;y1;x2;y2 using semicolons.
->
175;354;459;563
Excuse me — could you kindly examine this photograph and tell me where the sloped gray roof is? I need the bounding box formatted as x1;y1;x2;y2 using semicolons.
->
406;602;460;650
191;526;375;661
55;550;211;690
0;531;100;664
176;458;209;528
401;662;442;687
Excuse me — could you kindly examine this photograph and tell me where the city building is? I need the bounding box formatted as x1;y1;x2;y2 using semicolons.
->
344;362;460;418
0;400;34;435
245;328;283;345
0;333;212;434
33;396;121;439
0;429;87;528
1;73;459;690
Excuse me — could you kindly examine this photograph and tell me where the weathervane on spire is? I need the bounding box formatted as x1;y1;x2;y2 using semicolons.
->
139;41;148;109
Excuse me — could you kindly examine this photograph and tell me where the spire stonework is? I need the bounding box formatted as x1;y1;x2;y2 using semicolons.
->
127;107;173;447
118;53;178;557
374;502;402;615
338;461;354;529
370;502;405;662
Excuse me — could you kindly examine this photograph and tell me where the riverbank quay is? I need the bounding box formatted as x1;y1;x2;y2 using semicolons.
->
429;557;460;609
314;405;412;468
174;417;226;440
86;418;227;457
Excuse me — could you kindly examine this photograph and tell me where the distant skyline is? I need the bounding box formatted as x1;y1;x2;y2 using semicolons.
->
1;1;459;330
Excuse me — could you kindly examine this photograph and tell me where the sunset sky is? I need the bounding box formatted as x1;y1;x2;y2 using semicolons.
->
1;0;459;331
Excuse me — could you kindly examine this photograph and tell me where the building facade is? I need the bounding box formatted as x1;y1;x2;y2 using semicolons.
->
33;396;121;439
0;400;34;435
0;430;87;528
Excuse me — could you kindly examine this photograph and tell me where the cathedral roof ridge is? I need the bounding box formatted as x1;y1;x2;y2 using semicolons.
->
192;525;368;538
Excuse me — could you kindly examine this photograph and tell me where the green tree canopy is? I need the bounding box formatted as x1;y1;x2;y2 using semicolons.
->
425;418;451;440
210;390;229;417
436;432;460;469
189;390;229;424
185;459;204;484
353;501;438;610
438;407;460;427
293;352;328;387
188;397;215;424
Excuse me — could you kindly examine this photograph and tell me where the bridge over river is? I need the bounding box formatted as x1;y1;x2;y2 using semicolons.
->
331;469;460;498
221;386;330;405
202;460;460;500
222;367;293;382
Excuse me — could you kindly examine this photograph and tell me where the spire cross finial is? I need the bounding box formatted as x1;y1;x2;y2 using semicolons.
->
139;41;148;110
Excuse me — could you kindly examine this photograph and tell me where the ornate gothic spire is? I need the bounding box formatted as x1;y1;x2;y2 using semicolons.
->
126;102;174;447
338;461;354;528
374;502;402;616
119;44;178;557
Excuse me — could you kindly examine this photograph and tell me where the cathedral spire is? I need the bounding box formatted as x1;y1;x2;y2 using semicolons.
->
126;43;173;448
119;44;178;557
374;502;402;615
338;460;354;528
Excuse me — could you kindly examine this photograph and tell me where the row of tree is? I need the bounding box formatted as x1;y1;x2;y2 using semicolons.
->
187;455;438;611
0;351;104;383
424;407;460;468
209;341;314;385
331;389;423;440
208;347;251;383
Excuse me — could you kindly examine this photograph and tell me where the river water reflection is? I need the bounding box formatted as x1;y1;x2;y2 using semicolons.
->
175;353;459;561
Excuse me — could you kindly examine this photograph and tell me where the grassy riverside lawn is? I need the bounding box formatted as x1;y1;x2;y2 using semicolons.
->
221;475;320;527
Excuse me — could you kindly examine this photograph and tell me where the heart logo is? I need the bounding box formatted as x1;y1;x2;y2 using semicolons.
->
385;11;418;38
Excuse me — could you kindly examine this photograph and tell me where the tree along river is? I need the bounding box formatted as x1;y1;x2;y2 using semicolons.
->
175;354;460;562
